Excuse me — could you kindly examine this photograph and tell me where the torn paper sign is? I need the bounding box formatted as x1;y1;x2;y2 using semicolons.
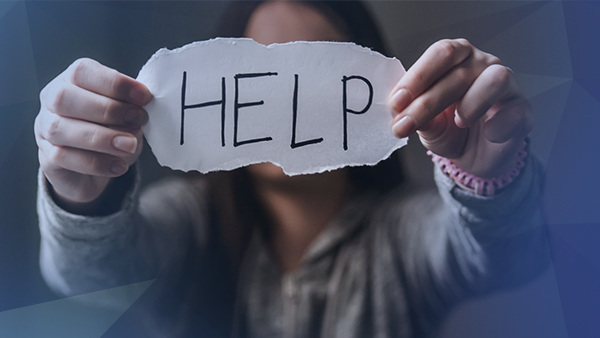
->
136;38;406;176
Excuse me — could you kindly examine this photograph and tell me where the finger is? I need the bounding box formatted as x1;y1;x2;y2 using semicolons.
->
455;64;519;128
483;101;533;143
40;81;148;127
37;109;140;157
417;104;468;159
392;61;476;138
115;126;144;166
64;58;152;106
390;39;473;112
38;138;129;177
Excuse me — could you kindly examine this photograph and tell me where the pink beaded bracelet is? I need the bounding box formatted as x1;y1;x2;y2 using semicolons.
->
427;141;528;196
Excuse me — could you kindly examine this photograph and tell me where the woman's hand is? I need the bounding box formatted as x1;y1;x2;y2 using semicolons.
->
389;39;533;178
34;58;152;207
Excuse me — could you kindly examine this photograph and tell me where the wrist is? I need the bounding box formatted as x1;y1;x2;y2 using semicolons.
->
45;168;135;216
428;140;528;196
47;178;111;215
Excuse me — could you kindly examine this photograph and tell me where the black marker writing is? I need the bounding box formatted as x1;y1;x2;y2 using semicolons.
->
234;72;277;147
342;75;373;151
290;74;323;149
180;71;226;146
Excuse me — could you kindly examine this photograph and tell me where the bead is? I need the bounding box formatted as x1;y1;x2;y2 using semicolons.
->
428;141;528;196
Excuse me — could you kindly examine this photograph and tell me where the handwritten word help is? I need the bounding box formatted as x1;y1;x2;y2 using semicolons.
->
137;38;406;175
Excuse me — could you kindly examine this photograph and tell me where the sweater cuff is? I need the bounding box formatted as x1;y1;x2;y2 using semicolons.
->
434;154;544;240
37;165;141;241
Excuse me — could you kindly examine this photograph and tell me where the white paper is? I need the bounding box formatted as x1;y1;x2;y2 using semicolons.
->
137;38;406;176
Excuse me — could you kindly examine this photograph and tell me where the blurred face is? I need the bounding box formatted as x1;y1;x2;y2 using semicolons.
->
244;1;346;180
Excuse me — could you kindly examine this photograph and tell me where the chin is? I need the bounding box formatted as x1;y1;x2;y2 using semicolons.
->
248;162;289;181
248;162;327;190
248;163;349;193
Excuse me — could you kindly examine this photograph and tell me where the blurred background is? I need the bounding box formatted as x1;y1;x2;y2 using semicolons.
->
0;1;598;337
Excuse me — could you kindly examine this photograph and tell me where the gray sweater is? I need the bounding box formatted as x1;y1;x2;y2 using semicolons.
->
37;156;548;338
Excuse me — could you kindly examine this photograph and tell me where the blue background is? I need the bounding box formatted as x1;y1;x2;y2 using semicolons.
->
0;1;598;337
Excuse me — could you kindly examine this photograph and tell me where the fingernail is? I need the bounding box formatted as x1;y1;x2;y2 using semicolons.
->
130;86;151;105
392;115;416;138
390;88;411;113
113;135;138;154
124;108;143;126
109;160;127;175
454;112;467;128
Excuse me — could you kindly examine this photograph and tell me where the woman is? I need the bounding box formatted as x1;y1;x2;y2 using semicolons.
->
35;1;547;337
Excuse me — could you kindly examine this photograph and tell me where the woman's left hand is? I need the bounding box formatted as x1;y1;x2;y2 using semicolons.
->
389;38;533;178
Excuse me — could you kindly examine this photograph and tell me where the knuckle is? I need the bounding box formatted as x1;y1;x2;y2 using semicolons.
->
414;97;435;117
44;114;63;142
38;149;49;169
101;99;118;123
33;113;41;135
69;58;94;86
87;127;105;150
489;65;513;88
72;57;93;66
47;85;68;113
49;145;66;164
455;67;469;82
455;38;472;48
453;67;472;89
86;154;104;174
435;40;458;63
40;76;63;108
39;85;48;104
34;112;48;143
107;70;127;97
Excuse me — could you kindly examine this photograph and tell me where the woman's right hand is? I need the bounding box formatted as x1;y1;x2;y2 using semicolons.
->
35;58;152;207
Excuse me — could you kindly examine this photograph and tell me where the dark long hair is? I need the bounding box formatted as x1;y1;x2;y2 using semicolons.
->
208;0;405;268
193;2;405;336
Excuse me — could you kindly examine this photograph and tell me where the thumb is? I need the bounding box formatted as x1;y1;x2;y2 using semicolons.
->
417;104;468;159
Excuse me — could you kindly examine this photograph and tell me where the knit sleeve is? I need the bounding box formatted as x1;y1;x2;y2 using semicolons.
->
387;154;549;335
37;167;210;309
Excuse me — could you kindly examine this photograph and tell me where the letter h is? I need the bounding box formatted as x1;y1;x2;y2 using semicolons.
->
180;71;226;146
